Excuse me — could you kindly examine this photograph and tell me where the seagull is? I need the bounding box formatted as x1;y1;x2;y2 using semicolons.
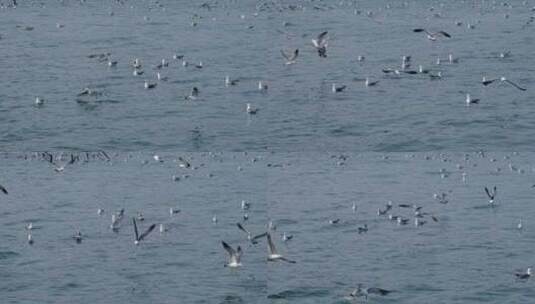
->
515;268;531;280
415;218;426;227
485;186;497;204
155;58;168;69
169;207;181;216
73;231;82;243
157;72;168;81
136;212;145;221
97;208;104;215
243;213;249;221
267;233;296;263
132;58;142;69
429;71;442;80
329;219;340;225
144;81;157;89
448;54;459;64
185;87;199;100
0;184;7;194
25;223;33;230
133;69;144;76
133;218;156;245
282;232;293;242
222;241;242;268
212;215;218;224
107;60;118;67
352;203;357;213
77;87;99;97
110;209;125;230
236;222;267;244
397;217;409;225
517;219;523;230
482;77;526;91
27;233;33;245
281;49;299;65
311;31;328;57
365;78;379;87
225;76;239;87
35;97;44;106
332;83;346;93
466;94;480;105
195;61;203;69
413;28;451;40
258;81;268;92
246;103;258;114
159;223;167;233
401;55;411;69
357;224;368;234
418;65;430;74
348;284;392;301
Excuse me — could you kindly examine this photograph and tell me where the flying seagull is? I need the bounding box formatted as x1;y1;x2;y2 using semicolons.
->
281;49;299;65
0;184;7;195
482;77;526;91
221;241;242;268
236;222;267;244
311;31;328;57
133;218;156;245
267;233;296;263
413;28;451;40
485;186;497;204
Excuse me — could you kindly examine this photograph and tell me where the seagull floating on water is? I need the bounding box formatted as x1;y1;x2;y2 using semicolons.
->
73;231;82;243
515;268;531;280
466;93;480;106
348;284;392;301
246;103;258;114
332;83;346;93
225;76;239;87
144;81;157;89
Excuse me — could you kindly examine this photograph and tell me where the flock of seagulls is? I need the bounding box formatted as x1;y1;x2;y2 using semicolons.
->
2;150;535;302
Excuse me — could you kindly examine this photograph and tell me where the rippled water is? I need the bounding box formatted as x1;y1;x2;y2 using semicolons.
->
1;1;534;150
1;152;535;303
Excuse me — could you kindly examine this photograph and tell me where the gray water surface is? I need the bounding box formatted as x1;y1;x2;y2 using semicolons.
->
1;1;534;151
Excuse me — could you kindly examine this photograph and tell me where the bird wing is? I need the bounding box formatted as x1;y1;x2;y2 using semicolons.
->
280;49;290;60
482;79;498;86
237;223;250;235
316;31;328;46
139;224;156;241
0;184;7;194
133;218;139;241
504;80;527;91
222;241;236;257
252;232;268;241
280;257;296;263
290;49;299;61
267;233;277;254
484;187;492;199
413;28;425;33
438;31;451;38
